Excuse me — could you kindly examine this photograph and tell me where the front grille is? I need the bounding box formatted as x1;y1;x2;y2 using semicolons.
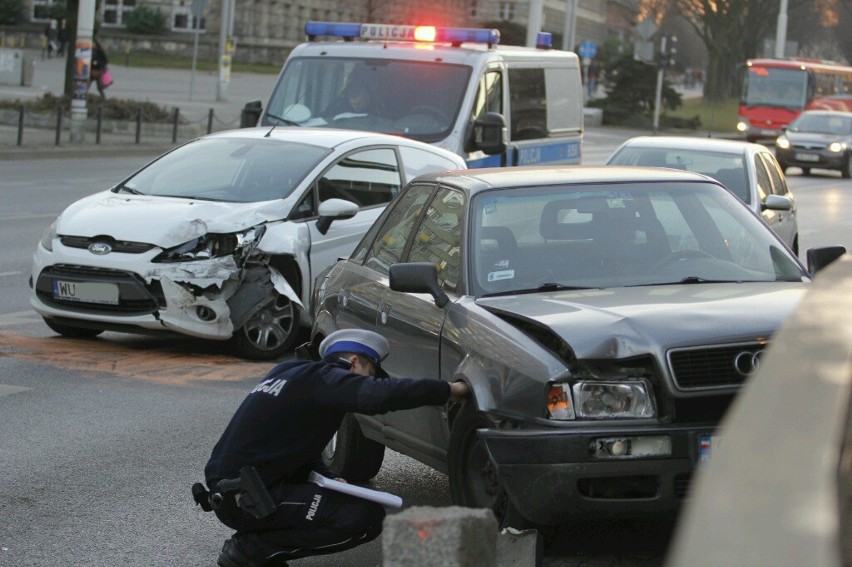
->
673;473;691;500
60;235;156;254
36;264;160;314
791;142;827;150
668;342;767;390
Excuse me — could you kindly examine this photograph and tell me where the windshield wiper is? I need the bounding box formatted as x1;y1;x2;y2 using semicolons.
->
266;112;302;127
114;184;144;195
481;283;593;297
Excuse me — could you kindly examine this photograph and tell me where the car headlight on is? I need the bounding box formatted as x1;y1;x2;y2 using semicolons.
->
547;380;656;420
775;136;790;150
152;225;266;263
736;120;749;133
40;217;60;252
828;141;846;153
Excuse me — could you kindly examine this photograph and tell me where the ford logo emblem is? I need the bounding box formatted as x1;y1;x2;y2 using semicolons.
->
88;242;113;255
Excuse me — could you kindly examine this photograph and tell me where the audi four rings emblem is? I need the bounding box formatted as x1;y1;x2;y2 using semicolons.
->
734;350;764;376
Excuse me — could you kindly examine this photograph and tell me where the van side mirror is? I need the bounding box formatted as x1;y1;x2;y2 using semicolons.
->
389;263;449;308
241;100;263;128
807;246;846;274
472;112;508;156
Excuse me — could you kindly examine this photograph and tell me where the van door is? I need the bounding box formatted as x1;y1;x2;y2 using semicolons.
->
505;66;582;166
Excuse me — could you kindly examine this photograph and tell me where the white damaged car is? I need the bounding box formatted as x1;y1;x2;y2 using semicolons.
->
29;127;466;359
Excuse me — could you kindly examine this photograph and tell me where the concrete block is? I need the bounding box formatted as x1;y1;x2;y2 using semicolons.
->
496;528;542;567
583;107;603;127
383;506;497;567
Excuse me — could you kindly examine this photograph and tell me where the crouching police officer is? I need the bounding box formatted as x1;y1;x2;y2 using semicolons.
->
197;329;471;566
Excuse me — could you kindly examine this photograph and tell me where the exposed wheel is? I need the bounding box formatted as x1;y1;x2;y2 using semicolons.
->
230;293;300;360
842;155;851;179
801;167;811;176
448;404;531;530
322;414;385;482
43;317;103;338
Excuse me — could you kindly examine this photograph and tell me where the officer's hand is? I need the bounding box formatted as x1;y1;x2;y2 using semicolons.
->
449;381;470;403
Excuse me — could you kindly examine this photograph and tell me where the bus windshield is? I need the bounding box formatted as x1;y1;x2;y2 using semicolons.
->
741;66;808;109
262;57;472;143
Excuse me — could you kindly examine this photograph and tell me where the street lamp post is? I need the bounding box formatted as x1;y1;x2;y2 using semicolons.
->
775;0;788;58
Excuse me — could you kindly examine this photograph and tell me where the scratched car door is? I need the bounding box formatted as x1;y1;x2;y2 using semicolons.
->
378;187;465;455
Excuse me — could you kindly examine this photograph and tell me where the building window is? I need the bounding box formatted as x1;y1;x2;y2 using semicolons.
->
172;0;206;32
470;0;478;18
31;0;59;22
497;1;515;20
101;0;137;27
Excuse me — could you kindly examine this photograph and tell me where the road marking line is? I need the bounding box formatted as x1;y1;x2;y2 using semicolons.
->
0;311;40;327
0;214;58;222
0;384;30;398
0;271;24;278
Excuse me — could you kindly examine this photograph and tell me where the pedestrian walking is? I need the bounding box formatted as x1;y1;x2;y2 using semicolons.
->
196;329;471;567
57;19;69;56
89;39;112;98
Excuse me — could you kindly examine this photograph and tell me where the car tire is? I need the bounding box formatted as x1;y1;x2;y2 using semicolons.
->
448;404;532;530
43;317;104;338
229;293;300;360
842;155;851;179
322;413;385;482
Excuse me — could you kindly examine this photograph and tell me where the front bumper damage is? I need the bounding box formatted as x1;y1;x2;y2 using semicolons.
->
478;423;714;525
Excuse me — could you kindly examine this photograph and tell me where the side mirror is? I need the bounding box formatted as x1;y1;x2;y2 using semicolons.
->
316;198;358;235
389;262;449;308
241;100;263;128
472;112;508;156
763;194;792;211
807;246;846;274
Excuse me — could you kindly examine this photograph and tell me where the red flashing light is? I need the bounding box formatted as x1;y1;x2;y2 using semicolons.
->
414;26;437;42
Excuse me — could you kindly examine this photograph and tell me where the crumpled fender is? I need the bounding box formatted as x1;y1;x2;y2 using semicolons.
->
270;266;304;311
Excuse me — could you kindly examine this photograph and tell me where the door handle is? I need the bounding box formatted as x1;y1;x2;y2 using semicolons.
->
379;302;391;325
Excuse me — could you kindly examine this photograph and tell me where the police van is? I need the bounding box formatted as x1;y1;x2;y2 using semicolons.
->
246;21;584;168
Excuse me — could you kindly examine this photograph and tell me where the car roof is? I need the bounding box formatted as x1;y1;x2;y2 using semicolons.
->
613;136;766;154
421;166;718;194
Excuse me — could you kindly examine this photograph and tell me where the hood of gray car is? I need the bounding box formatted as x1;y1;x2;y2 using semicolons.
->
787;131;851;146
475;282;807;359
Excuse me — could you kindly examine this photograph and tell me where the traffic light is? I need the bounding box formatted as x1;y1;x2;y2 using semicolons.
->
658;35;677;68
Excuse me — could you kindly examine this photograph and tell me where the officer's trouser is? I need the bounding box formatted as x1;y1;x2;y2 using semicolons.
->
213;479;385;562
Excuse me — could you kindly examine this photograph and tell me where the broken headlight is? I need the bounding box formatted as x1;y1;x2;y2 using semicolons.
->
547;380;656;420
152;225;266;263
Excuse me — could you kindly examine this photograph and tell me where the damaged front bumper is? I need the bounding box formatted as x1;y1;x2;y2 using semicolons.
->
30;241;303;340
478;423;714;525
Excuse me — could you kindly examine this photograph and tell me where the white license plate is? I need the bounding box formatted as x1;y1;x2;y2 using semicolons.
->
698;434;718;468
52;280;119;305
760;129;776;135
795;152;819;162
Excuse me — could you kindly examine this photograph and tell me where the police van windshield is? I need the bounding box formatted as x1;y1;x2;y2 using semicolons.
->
262;57;471;143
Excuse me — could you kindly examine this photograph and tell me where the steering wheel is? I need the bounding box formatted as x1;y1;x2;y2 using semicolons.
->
647;249;715;273
409;105;450;124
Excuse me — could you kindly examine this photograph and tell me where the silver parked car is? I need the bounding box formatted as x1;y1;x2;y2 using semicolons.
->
310;166;845;528
606;136;799;255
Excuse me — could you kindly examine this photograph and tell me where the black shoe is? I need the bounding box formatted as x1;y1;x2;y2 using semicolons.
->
217;537;257;567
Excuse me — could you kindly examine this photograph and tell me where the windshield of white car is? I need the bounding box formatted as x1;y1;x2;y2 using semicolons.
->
262;57;471;143
469;181;806;297
120;138;330;203
606;147;751;204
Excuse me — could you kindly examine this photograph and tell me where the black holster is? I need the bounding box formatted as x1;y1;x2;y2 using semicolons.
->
192;466;276;520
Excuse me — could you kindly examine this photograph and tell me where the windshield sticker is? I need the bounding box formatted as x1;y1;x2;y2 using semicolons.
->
493;259;510;270
488;269;515;282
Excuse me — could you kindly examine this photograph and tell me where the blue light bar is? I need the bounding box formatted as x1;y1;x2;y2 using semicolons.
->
304;21;500;46
304;21;362;39
536;32;553;49
435;27;500;46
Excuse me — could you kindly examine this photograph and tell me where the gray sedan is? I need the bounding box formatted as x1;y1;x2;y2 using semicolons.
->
310;166;845;529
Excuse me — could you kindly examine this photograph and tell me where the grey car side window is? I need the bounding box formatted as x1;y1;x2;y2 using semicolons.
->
363;183;436;276
759;153;788;196
407;188;465;293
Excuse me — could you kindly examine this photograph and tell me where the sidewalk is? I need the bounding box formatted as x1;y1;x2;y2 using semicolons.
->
0;51;279;158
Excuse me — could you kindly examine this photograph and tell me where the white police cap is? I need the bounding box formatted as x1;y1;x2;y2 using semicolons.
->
319;329;390;374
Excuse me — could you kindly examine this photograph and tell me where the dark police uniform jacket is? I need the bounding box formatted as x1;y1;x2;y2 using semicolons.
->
205;358;450;487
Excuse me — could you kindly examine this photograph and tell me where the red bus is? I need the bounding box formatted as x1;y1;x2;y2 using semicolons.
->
737;57;852;142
